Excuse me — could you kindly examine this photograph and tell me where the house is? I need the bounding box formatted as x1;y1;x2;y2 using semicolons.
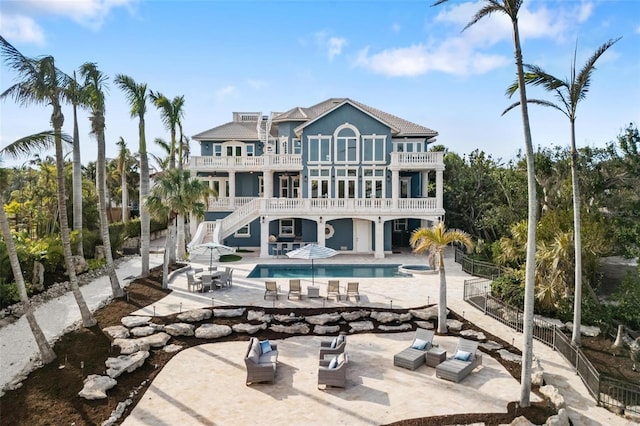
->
188;98;444;258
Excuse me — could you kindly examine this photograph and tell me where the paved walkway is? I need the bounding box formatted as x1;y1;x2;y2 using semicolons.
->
125;249;630;425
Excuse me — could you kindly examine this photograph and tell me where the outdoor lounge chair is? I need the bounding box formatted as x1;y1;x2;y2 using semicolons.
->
327;280;340;300
393;328;435;370
346;282;360;301
245;337;278;385
264;281;278;300
435;338;483;383
186;272;202;292
288;279;302;299
318;352;348;389
319;334;346;358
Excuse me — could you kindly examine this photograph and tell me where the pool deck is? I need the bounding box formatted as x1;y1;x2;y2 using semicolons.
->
124;248;631;426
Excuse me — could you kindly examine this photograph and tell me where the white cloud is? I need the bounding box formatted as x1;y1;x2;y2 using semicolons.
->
0;14;45;45
354;43;509;77
216;85;237;101
356;1;579;77
391;22;401;33
576;1;593;23
3;0;137;33
327;37;346;61
314;31;347;61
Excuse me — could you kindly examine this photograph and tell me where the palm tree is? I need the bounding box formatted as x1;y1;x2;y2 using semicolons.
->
80;62;124;298
433;0;537;406
150;93;186;261
410;222;473;334
1;36;97;327
146;169;208;288
114;74;151;277
1;133;60;363
116;137;131;222
149;92;185;171
67;71;87;259
504;38;621;345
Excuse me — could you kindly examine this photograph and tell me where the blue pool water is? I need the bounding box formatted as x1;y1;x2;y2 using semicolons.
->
247;264;408;279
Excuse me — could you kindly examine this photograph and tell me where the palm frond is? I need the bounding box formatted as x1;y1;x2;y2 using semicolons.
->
0;131;71;159
464;1;504;32
114;74;147;117
574;37;621;103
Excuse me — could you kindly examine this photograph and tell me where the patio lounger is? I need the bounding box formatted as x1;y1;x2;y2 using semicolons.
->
318;352;348;389
288;279;302;299
436;338;483;383
264;281;278;300
393;328;435;370
327;280;340;300
346;282;360;301
319;334;346;358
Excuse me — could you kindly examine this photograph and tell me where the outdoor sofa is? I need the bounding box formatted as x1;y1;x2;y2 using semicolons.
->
244;337;278;385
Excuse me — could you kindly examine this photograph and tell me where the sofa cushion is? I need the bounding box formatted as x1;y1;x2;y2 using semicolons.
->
260;340;272;354
329;356;338;369
248;339;261;363
411;338;429;350
454;350;472;362
330;337;338;349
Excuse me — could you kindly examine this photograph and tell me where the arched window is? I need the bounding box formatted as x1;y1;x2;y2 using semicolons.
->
334;123;360;163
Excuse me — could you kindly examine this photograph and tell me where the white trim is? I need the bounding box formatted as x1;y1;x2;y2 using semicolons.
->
307;135;332;164
362;134;386;164
333;123;360;164
279;218;295;237
234;223;251;238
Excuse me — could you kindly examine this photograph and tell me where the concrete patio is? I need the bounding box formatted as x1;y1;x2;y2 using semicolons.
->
122;248;630;425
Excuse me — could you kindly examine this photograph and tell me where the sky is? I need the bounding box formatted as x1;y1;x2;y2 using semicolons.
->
1;0;639;169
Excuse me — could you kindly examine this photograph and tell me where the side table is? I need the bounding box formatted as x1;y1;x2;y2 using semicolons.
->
307;286;320;298
426;347;447;367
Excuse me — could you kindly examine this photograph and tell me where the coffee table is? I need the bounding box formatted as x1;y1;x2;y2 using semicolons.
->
426;347;447;367
307;286;320;298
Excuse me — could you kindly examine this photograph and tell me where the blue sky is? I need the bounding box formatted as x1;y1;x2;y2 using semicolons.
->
1;0;639;168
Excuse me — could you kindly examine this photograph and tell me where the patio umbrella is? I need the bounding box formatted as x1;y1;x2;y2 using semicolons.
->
286;243;338;286
193;242;236;269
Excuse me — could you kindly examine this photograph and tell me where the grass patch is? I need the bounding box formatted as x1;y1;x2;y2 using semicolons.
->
219;254;242;262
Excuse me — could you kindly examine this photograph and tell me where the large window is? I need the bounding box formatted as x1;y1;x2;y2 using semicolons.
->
336;168;358;198
308;136;332;163
393;140;424;153
235;224;250;237
363;135;386;163
309;168;331;198
363;168;384;198
334;124;359;163
279;219;294;237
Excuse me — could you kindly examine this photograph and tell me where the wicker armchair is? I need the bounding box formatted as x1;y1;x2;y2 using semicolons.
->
244;337;279;385
318;353;348;389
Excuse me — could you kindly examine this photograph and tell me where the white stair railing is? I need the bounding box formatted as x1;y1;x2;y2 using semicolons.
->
217;198;263;241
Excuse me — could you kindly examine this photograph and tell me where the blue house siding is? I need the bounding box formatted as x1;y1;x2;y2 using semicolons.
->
326;219;353;251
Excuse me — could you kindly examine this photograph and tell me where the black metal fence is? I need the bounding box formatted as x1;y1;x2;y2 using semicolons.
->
455;248;505;279
462;276;640;417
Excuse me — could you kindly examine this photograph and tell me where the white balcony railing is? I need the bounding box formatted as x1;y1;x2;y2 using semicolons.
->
190;154;302;171
389;151;444;169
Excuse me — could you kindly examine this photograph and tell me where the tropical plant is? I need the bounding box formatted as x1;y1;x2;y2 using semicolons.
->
80;62;123;298
115;74;151;277
146;169;208;288
149;92;184;171
504;37;621;345
1;165;56;363
0;36;96;326
433;0;537;406
410;222;473;334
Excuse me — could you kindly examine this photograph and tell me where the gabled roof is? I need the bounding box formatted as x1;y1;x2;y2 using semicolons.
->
192;122;259;141
272;106;308;122
291;98;437;138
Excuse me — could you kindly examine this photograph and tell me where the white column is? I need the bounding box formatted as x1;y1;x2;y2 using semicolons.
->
264;170;273;198
374;220;385;258
229;171;236;208
391;170;400;209
436;169;444;210
260;218;270;258
422;171;429;197
316;219;325;246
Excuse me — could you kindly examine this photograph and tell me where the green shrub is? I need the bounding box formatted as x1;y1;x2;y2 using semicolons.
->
220;254;241;262
491;270;525;307
0;280;19;309
82;230;101;259
87;258;106;270
612;271;640;330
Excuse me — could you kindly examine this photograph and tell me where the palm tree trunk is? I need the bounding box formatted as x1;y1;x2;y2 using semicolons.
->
139;116;150;277
176;213;185;260
96;118;124;298
438;252;448;334
121;164;128;222
53;109;96;327
0;195;56;364
569;119;583;346
512;22;537;408
72;103;84;258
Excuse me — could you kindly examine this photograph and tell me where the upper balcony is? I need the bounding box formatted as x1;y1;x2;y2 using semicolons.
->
389;151;444;170
190;154;303;172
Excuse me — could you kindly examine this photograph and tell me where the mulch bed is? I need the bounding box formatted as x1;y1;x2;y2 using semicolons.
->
0;265;561;425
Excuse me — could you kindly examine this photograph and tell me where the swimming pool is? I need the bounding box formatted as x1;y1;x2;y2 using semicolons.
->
247;264;409;279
